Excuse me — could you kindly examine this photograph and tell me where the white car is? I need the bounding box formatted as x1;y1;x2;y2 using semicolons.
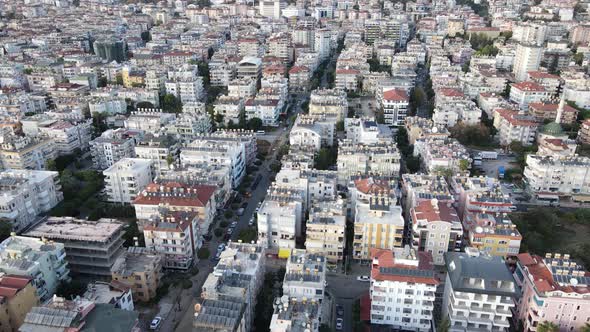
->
336;318;343;330
150;316;162;330
217;244;225;252
356;275;370;282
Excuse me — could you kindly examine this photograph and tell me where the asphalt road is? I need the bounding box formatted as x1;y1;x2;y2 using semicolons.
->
326;271;371;332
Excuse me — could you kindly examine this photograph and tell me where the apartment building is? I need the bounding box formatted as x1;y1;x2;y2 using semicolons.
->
0;235;69;301
257;187;304;250
442;249;518;332
103;158;154;204
353;194;405;261
337;139;401;184
509;81;551;111
134;134;179;175
283;249;327;302
514;253;590;332
414;136;471;174
0;275;39;331
193;298;246;332
143;211;202;270
370;247;438;331
201;242;265;331
111;247;162;302
124;110;175;134
308;89;348;121
133;182;216;233
289;114;335;151
401;174;454;220
450;176;515;220
380;88;410;126
410;199;463;265
244;98;282;127
578;119;590;144
404;116;448;145
524;155;590;197
237;57;262;83
165;66;204;103
84;281;134;311
493;108;540;147
269;297;321;332
305;199;346;265
214;95;245;126
0;169;63;232
288;66;311;92
463;213;522;257
529;103;578;125
513;43;542;82
21;116;92;156
0;134;56;170
89;128;142;170
345;117;393;145
24;217;125;278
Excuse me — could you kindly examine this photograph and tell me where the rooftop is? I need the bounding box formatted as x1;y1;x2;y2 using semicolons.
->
370;246;438;285
24;217;124;243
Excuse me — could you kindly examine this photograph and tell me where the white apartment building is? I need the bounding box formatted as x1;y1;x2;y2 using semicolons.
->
21;116;92;156
134;135;178;175
89;129;141;170
270;297;321;332
237;57;262;83
259;0;285;19
512;43;542;82
493;109;540;146
214;96;245;126
442;249;518;332
282;249;327;302
228;78;257;98
103;158;154;204
143;211;201;270
524;155;590;197
257;187;304;250
165;65;204;103
289;114;335;151
244;98;281;126
0;134;56;171
309;89;348;121
370;247;438;332
337;139;401;184
88;97;127;115
345;117;393;145
124;110;176;134
0;170;63;232
200;242;266;331
380;88;410;126
0;235;69;302
410;199;463;265
509;81;550;111
414;136;471;174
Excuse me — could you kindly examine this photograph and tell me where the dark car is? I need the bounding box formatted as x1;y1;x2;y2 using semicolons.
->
336;305;344;316
241;202;248;209
203;234;212;241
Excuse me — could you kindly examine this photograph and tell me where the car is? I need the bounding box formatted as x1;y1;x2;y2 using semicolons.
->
217;244;226;252
236;208;245;216
230;221;238;228
150;317;162;330
202;234;212;241
213;251;222;261
336;305;344;316
336;318;343;330
356;275;370;282
241;202;248;209
248;217;255;226
226;228;234;235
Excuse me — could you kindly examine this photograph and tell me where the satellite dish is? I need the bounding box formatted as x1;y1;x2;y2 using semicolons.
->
570;278;579;286
475;226;483;233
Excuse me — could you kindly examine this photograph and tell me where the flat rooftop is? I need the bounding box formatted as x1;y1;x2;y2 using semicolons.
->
24;217;124;243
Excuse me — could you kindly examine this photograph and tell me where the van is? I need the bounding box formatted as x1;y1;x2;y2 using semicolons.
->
256;130;265;134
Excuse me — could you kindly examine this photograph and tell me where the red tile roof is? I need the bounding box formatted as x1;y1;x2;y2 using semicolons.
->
382;88;409;101
289;66;309;74
354;178;391;195
370;248;439;285
335;68;360;75
133;182;215;207
517;253;590;295
438;88;465;98
0;275;32;299
495;108;540;127
527;71;561;80
511;81;546;92
412;200;460;224
529;103;577;114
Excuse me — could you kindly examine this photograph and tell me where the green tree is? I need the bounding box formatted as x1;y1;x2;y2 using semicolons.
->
161;94;182;113
0;221;13;243
136;101;154;109
197;248;210;259
166;154;175;166
459;159;470;172
123;220;145;247
315;147;337;170
56;280;87;300
581;323;590;332
438;318;451;332
573;52;584;66
336;120;344;132
115;74;123;85
537;321;559;332
247;117;263;131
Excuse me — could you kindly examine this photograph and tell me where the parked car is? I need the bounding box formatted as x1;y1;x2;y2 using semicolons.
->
230;221;238;228
248;217;255;226
227;228;234;235
241;202;248;209
236;208;245;216
217;244;226;252
336;318;343;330
202;234;212;241
356;275;370;282
150;317;162;330
336;305;344;316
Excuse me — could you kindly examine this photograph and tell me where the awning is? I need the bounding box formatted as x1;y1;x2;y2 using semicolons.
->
573;195;590;202
536;193;559;200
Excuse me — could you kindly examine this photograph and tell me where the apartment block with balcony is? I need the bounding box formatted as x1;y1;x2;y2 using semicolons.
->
337;139;401;185
442;249;518;332
111;247;162;302
201;242;265;331
411;199;463;265
290;114;335;152
84;281;134;311
89;128;142;170
21;116;92;156
369;247;438;331
142;211;201;270
134;134;179;175
24;217;125;278
308;88;348;121
103;158;154;204
0;169;63;232
493;109;540;147
257;187;304;250
523;155;590;198
380;88;410;126
513;253;590;332
450;176;515;221
509;81;551;111
463;213;522;258
0;235;69;301
305;199;346;265
353;194;405;261
344;117;393;145
413;136;471;175
283;249;327;303
270;297;321;332
0;133;56;171
401;174;453;220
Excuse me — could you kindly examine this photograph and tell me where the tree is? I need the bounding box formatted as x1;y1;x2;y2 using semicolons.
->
581;323;590;332
0;221;12;243
247;117;263;131
115;74;123;86
197;248;210;260
315;147;337;170
449;123;493;147
123;220;145;247
459;159;470;172
573;52;584;66
438;318;451;332
136;101;154;109
336;120;344;132
161;94;182;113
97;76;108;88
537;321;559;332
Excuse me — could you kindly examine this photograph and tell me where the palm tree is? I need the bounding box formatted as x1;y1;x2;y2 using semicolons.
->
438;317;451;332
537;321;559;332
581;323;590;332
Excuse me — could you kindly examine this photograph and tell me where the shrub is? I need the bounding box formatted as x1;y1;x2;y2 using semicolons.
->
219;221;229;228
214;228;223;237
197;248;210;260
224;210;234;218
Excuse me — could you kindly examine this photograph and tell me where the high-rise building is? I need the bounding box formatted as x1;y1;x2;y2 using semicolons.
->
93;38;128;63
259;0;286;19
512;43;542;82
